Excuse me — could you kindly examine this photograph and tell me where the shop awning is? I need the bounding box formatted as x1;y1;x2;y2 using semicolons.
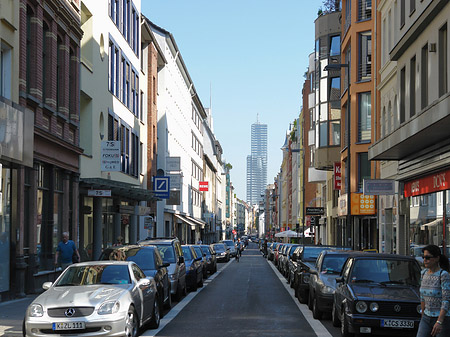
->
420;219;443;231
80;178;159;202
174;214;196;230
187;216;206;229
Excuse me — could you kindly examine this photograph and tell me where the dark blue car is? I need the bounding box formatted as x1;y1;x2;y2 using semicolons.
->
182;245;203;291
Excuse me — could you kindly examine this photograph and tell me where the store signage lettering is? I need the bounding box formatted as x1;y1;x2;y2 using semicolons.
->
334;162;341;190
404;169;450;197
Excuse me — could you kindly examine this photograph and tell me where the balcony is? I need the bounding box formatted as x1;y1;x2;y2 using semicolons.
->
314;146;340;170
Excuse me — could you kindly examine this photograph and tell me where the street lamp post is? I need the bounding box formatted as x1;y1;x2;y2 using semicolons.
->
324;62;350;247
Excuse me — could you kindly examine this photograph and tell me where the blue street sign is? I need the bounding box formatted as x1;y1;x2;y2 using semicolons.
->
153;176;170;199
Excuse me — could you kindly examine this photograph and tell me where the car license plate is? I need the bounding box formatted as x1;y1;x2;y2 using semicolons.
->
52;322;85;330
381;319;414;328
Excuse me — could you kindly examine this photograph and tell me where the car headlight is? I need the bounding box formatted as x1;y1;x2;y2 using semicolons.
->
28;304;44;317
370;302;379;312
303;275;310;283
322;286;335;294
220;252;226;256
169;274;177;281
417;304;422;314
356;301;368;313
98;301;120;315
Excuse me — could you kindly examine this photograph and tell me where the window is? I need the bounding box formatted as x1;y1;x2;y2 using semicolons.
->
315;39;319;60
330;77;340;100
57;36;64;111
358;153;370;191
0;43;11;99
319;122;328;147
108;40;120;98
400;0;405;27
42;22;50;102
400;67;406;123
358;92;371;142
410;56;416;117
330;120;340;146
330;36;340;56
344;0;352;32
358;0;372;21
359;32;372;81
26;6;34;94
410;0;415;14
439;24;448;97
421;44;428;109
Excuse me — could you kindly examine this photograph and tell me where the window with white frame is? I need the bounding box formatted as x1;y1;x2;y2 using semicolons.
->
358;92;371;142
359;31;372;81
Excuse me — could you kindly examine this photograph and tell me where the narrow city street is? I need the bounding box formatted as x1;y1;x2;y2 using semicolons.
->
142;243;338;337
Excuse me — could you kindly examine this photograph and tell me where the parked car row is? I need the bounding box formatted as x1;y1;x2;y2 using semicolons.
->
24;237;225;337
263;242;423;337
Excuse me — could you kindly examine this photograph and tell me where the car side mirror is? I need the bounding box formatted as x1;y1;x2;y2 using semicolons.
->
42;282;53;290
178;256;184;264
138;278;151;287
161;262;170;268
336;277;343;283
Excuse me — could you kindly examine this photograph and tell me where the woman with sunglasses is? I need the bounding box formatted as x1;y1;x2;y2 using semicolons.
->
417;244;450;337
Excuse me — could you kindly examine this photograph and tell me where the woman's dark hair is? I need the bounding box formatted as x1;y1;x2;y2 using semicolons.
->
422;244;450;272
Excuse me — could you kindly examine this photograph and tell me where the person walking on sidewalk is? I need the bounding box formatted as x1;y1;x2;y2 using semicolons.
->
54;232;80;270
416;244;450;337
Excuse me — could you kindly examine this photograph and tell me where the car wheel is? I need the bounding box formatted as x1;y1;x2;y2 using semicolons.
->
298;289;308;304
149;296;160;329
164;286;172;310
332;303;341;327
198;275;203;287
312;295;322;319
125;307;138;337
340;306;354;337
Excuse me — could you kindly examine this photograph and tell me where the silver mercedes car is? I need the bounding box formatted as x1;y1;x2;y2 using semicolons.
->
24;261;160;337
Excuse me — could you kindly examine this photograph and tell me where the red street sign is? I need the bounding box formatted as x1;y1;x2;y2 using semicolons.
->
199;181;209;191
334;162;341;190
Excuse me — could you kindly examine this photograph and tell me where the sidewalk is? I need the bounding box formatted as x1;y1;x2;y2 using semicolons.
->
0;294;37;337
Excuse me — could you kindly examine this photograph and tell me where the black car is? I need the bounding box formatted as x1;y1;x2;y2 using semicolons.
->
308;250;359;319
100;244;172;310
200;244;217;274
294;245;350;304
212;243;230;262
332;254;422;337
281;244;300;278
182;245;203;291
139;237;187;301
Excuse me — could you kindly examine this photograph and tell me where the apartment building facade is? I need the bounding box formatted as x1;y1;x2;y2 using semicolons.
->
370;0;450;254
150;21;207;244
0;0;34;301
339;0;378;250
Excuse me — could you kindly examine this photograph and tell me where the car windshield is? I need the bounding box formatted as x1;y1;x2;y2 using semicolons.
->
193;247;203;258
303;247;324;260
223;241;234;247
102;248;156;270
56;265;131;286
350;259;421;286
213;244;226;252
321;255;348;273
155;244;176;264
201;246;211;256
182;246;193;260
289;246;300;257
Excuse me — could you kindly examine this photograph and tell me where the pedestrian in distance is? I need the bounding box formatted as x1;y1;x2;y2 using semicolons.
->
263;239;268;258
54;232;80;271
235;239;241;262
113;235;124;246
416;244;450;337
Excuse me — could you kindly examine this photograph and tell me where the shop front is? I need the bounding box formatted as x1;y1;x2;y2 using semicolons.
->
404;169;450;257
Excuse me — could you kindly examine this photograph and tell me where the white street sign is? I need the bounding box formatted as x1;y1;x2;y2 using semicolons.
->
101;141;121;171
88;190;112;197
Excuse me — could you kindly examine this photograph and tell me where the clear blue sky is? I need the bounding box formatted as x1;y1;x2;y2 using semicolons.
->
142;0;323;200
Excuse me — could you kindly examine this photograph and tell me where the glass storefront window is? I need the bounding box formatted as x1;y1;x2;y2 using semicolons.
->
409;191;445;254
0;166;11;292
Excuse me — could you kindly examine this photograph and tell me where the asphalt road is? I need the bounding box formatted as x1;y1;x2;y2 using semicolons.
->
143;243;340;337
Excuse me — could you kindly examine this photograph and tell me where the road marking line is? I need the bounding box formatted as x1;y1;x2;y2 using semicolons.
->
267;260;333;337
141;259;233;337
